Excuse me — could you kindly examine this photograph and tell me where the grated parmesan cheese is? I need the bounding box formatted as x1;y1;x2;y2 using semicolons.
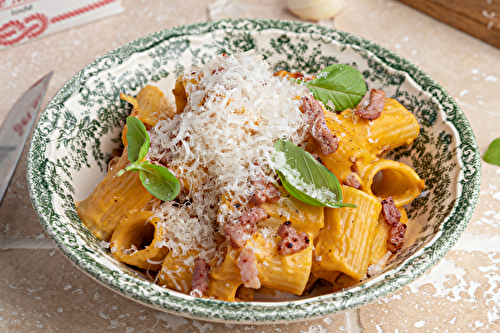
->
100;240;111;249
367;251;392;277
122;245;138;255
148;50;309;266
326;99;335;110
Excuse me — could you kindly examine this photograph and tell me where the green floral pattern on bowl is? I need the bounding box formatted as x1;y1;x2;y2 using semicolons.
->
26;19;481;323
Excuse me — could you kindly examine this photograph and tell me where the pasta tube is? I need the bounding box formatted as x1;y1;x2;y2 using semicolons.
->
362;159;425;207
206;247;244;302
337;98;420;157
172;72;203;114
310;269;342;285
109;210;168;271
172;74;189;115
258;192;325;239
332;273;358;292
120;85;175;146
157;249;200;294
250;231;313;296
75;149;155;241
312;186;381;280
321;112;372;183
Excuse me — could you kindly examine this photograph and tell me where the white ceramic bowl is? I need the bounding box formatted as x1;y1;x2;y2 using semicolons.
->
27;19;481;324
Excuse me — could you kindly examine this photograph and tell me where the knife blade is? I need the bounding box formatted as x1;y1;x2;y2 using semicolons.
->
0;71;53;203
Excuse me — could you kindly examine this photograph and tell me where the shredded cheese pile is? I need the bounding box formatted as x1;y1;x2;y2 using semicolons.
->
148;50;309;265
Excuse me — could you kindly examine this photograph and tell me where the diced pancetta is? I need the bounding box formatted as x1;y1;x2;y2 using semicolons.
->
276;221;310;255
355;89;385;121
381;196;401;225
387;222;407;253
251;179;281;206
301;96;338;155
224;207;269;248
190;258;210;297
237;247;261;289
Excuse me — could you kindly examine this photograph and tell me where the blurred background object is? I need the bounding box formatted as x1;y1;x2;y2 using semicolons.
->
0;0;123;50
208;0;248;19
286;0;345;20
397;0;500;49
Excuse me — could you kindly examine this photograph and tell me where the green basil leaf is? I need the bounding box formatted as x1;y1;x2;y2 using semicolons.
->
277;170;354;208
303;64;367;112
126;116;150;163
117;117;180;202
484;138;500;167
139;163;181;201
118;159;147;175
274;139;355;208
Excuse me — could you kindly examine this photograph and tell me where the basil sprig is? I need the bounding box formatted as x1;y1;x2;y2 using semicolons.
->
274;139;356;208
484;138;500;167
294;64;367;112
117;117;180;201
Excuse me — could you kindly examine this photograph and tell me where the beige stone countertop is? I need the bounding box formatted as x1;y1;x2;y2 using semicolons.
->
1;0;499;332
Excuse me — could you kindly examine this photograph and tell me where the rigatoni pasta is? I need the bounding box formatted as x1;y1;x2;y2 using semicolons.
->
120;85;176;146
76;149;155;242
336;98;421;157
109;210;167;271
362;159;425;207
76;50;424;301
312;186;381;281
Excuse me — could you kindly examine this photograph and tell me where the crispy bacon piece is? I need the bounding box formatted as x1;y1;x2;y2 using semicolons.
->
237;247;261;289
381;196;406;253
190;258;210;297
277;221;310;255
224;207;269;249
251;179;281;206
301;96;338;156
355;89;386;121
343;173;362;189
381;196;401;225
387;222;407;253
349;156;359;174
238;207;269;226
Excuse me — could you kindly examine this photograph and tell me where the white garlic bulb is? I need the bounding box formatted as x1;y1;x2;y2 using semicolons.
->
286;0;346;21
